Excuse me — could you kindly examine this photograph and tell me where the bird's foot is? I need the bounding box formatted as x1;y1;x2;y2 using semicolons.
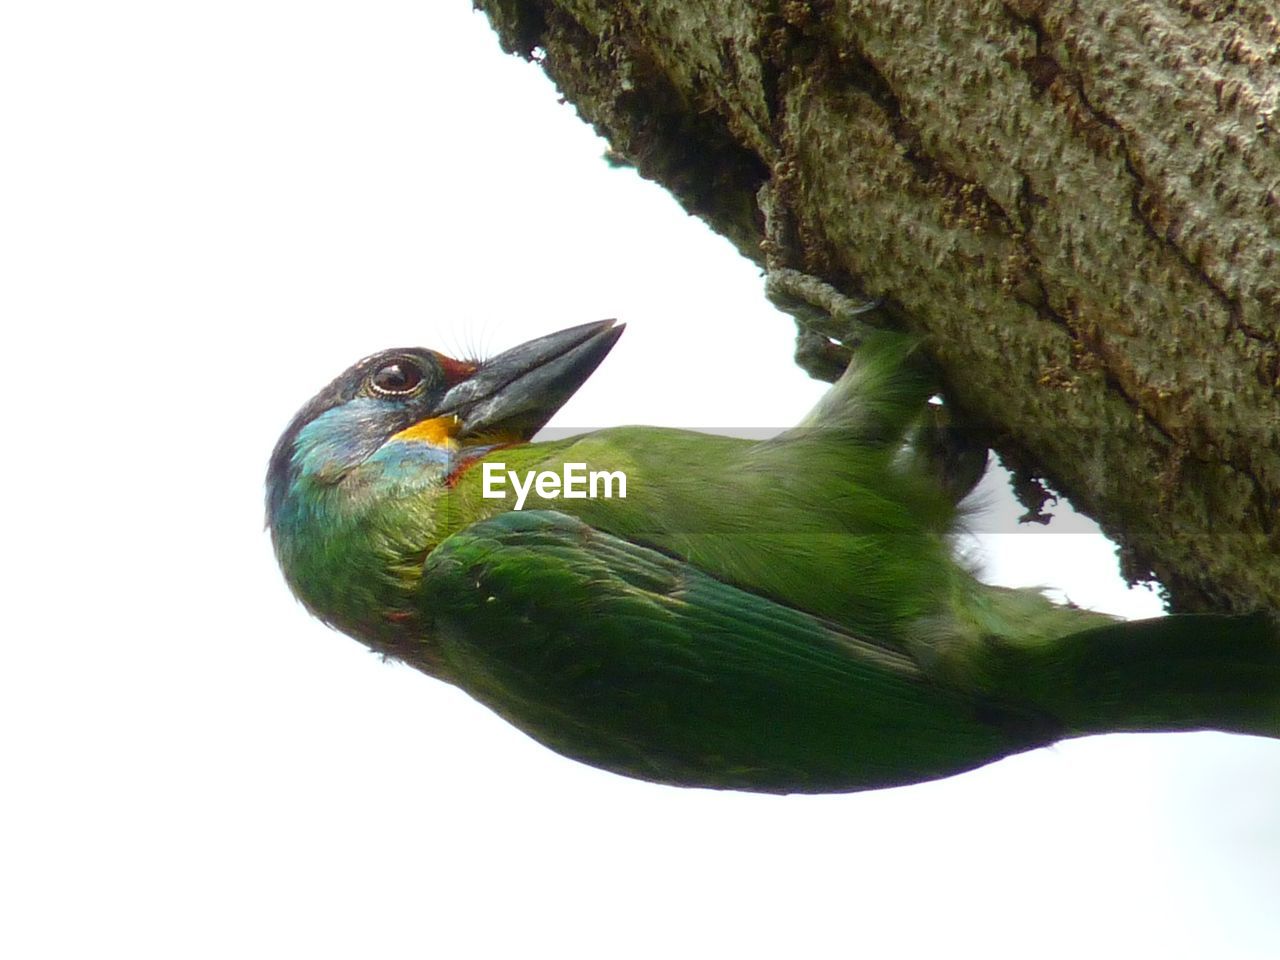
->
765;268;885;382
756;179;887;380
765;268;883;341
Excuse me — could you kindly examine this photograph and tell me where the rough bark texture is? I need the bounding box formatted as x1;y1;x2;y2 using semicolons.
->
474;0;1280;613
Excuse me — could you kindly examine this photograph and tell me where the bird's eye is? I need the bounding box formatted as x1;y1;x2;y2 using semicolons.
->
370;359;425;396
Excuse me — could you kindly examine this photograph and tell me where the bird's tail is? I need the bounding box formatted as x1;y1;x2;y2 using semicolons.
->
992;612;1280;739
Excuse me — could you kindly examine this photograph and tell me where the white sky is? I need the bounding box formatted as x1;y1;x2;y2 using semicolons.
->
3;3;1278;957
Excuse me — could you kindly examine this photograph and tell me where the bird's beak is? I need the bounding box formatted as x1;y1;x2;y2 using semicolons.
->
434;319;624;441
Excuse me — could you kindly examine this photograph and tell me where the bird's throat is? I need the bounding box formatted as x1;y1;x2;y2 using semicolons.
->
389;414;462;448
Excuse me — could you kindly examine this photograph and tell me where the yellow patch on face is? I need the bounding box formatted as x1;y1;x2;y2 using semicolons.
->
389;414;462;448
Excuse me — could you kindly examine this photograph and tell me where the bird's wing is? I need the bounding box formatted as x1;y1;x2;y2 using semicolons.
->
417;510;1050;793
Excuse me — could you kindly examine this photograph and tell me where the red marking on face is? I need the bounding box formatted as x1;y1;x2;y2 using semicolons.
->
434;353;479;386
445;445;516;488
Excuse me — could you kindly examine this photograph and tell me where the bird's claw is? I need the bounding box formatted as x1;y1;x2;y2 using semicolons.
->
765;267;885;382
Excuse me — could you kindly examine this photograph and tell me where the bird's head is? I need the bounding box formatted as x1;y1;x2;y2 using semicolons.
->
266;319;624;522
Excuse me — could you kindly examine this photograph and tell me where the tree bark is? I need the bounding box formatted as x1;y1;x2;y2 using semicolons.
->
474;0;1280;613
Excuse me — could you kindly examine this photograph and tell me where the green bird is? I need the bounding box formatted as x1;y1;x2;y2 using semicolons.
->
267;320;1279;793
